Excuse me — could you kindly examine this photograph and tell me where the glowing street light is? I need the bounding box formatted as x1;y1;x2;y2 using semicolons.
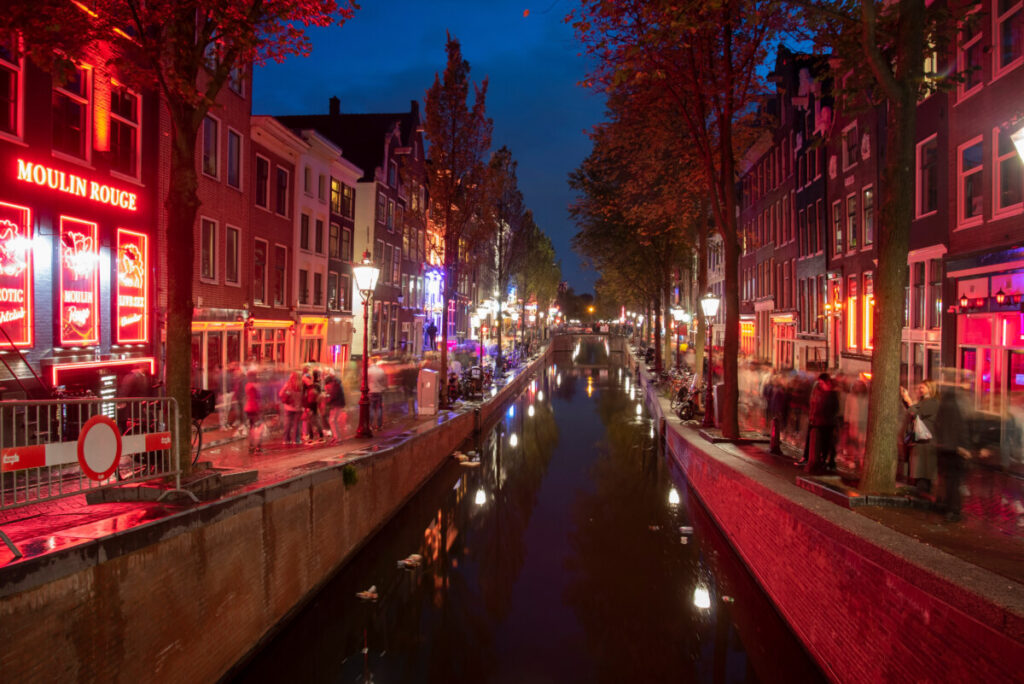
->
693;586;711;610
700;292;720;429
475;489;487;506
668;488;680;505
353;251;380;438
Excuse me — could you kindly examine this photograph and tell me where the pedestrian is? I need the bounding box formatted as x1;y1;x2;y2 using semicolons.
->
767;374;790;456
368;357;387;430
427;321;438;351
278;371;303;446
244;369;264;453
933;379;972;521
798;373;839;474
325;371;347;443
303;371;325;443
900;380;939;495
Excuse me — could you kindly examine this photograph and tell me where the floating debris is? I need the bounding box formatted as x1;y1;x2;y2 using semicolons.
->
678;526;693;535
355;585;378;601
397;554;423;570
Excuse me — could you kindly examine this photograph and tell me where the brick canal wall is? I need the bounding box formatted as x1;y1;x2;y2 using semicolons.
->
0;348;552;683
649;380;1024;682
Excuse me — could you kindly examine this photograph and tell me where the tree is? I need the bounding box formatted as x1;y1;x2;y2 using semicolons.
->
5;0;355;471
423;33;493;404
572;0;787;436
794;0;965;492
513;214;560;338
488;146;528;369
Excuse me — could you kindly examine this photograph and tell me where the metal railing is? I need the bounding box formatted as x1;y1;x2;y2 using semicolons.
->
0;397;192;556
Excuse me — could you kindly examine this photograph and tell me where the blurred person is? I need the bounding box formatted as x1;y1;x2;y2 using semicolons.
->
368;357;387;430
116;364;152;433
766;374;790;456
901;380;939;495
799;373;839;474
325;371;347;443
303;371;325;443
934;379;972;521
278;372;304;446
244;369;264;453
843;379;869;470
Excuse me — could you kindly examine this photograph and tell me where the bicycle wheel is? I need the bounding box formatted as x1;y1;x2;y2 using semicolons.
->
191;420;202;465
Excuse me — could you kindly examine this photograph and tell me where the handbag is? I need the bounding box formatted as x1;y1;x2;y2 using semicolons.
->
913;415;933;442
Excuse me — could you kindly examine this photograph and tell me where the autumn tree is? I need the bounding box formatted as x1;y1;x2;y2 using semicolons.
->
572;0;787;436
793;0;966;492
423;33;493;403
513;214;560;339
488;146;528;369
4;0;355;470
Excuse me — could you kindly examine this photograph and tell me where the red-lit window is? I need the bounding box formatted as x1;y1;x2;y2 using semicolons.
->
53;65;89;159
0;35;20;138
110;85;139;177
0;201;33;347
116;228;148;343
863;272;875;350
847;275;858;350
59;216;99;346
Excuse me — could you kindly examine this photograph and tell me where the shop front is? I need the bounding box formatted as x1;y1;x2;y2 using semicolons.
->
771;313;796;369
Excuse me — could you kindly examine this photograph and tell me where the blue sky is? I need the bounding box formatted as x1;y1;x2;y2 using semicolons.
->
253;0;605;293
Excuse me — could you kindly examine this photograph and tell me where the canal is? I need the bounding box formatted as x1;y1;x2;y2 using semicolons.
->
232;339;824;683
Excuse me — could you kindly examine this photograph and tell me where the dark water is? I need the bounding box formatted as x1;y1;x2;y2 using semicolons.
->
232;340;824;683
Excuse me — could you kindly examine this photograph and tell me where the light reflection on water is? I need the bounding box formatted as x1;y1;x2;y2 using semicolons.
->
233;339;824;684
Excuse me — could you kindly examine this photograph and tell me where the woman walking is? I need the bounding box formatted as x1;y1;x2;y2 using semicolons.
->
900;380;939;494
278;372;304;446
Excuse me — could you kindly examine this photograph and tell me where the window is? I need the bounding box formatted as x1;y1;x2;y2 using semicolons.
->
303;166;312;195
201;218;216;280
342;227;353;261
227;129;241;189
389;160;398;187
912;262;925;329
995;127;1023;211
340;273;351;311
832;200;843;256
53;64;89;158
842;123;858;169
315;219;324;254
917;136;939;216
273;245;286;306
342;184;354;218
313;272;323;306
377;192;386;223
959;138;984;224
0;36;20;137
328;272;339;310
392;247;401;286
318;174;326;201
847;275;858;350
402;224;411;258
959;18;984;96
928;259;942;329
375;239;384;266
300;214;310;250
275;167;289;216
228;65;244;94
863;186;875;245
846;194;859;250
226;226;239;284
255;155;270;208
109;86;139;176
387;200;395;231
202;116;218;177
299;269;309;305
807;203;817;254
329;223;340;259
996;0;1023;72
384;244;393;283
396;204;404;234
330;179;342;214
863;273;875;350
254;239;267;305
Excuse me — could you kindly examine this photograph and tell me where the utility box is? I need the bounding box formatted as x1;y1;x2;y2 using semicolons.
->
417;368;439;416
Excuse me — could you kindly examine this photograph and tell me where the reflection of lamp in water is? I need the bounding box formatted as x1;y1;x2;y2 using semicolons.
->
635;403;642;416
587;376;594;397
509;432;518;447
537;390;544;402
693;586;711;610
630;387;635;400
556;374;562;387
508;405;515;418
668;488;680;505
475;489;486;506
490;386;497;397
528;404;535;417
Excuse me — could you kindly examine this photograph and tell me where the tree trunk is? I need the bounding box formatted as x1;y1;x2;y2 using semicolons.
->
663;270;672;371
653;294;662;374
696;222;709;384
861;92;915;493
719;116;741;439
165;106;201;473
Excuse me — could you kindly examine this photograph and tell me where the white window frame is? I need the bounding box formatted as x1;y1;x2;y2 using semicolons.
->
52;63;91;163
226;127;242;190
916;134;939;218
957;14;985;101
846;192;859;253
862;185;875;246
0;35;23;143
274;166;289;217
994;0;1024;78
993;125;1024;217
200;217;217;283
253;237;268;306
202;114;220;179
842;122;858;170
255;154;270;209
957;135;985;228
225;225;240;286
108;83;141;181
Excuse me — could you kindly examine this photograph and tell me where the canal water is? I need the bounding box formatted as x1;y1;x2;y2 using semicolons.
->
232;339;824;683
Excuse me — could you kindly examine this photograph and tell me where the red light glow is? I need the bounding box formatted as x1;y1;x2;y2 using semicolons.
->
116;229;148;343
59;216;99;346
0;201;34;347
51;357;155;386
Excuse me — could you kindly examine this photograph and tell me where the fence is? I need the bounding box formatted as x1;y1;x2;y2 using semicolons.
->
0;397;189;557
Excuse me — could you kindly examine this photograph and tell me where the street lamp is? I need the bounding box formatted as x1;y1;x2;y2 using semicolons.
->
700;292;720;429
353;251;380;438
671;306;685;371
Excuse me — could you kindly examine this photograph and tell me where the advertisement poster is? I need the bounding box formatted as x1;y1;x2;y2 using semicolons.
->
60;216;99;346
116;229;148;343
0;201;33;347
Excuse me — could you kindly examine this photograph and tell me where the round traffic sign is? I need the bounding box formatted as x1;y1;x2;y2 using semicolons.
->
77;415;122;481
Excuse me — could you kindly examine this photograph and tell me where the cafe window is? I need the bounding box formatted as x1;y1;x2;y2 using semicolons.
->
53;64;89;159
110;85;139;177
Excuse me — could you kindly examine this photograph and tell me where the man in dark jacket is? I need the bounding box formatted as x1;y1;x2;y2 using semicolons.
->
934;382;971;521
799;373;839;474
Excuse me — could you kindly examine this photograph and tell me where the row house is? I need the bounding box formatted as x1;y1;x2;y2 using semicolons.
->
0;36;159;398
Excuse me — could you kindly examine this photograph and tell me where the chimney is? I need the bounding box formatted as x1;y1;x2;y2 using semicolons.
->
329;96;340;116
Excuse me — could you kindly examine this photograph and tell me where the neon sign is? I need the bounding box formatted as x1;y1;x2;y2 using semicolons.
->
16;159;138;211
60;216;99;345
116;229;148;343
0;202;33;347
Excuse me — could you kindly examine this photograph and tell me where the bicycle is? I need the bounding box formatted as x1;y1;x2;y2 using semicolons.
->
190;388;216;466
118;399;164;480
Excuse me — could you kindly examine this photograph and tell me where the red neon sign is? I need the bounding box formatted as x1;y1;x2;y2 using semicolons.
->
59;216;99;346
16;159;138;211
0;201;34;347
51;357;155;386
116;228;148;343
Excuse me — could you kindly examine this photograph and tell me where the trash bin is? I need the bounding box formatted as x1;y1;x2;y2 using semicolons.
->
417;368;438;416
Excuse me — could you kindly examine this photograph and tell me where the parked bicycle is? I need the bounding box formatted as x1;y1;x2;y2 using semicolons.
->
191;389;216;465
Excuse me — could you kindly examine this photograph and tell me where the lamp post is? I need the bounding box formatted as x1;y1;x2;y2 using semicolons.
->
700;292;720;429
353;251;380;438
671;306;685;371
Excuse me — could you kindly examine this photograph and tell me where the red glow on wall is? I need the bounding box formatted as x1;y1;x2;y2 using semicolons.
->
0;201;34;347
116;228;148;343
51;357;154;386
59;216;99;346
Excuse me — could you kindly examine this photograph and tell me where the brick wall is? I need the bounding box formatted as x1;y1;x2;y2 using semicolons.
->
664;427;1024;682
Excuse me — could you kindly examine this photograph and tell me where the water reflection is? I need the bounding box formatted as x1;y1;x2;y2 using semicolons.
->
233;340;822;683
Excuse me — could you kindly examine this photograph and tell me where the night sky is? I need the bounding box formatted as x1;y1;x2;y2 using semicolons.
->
252;0;604;293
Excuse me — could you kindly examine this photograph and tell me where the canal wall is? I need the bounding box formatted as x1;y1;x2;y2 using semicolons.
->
637;363;1024;683
0;348;551;683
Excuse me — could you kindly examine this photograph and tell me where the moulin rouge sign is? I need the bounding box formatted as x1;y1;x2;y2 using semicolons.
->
16;159;138;211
